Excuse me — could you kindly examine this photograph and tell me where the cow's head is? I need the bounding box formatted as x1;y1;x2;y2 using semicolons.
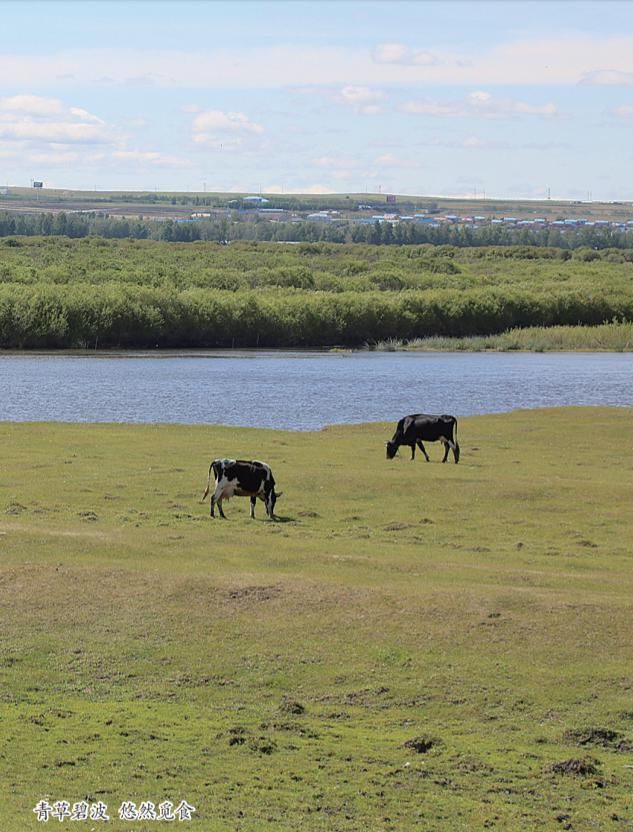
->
267;489;283;518
385;440;399;460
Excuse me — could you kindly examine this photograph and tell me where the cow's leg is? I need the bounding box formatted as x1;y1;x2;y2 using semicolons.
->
410;443;416;460
250;496;257;519
211;484;227;518
264;490;276;520
440;438;450;463
452;441;460;464
416;439;430;462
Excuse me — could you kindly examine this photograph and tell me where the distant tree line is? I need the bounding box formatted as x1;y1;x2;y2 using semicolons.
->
2;210;633;250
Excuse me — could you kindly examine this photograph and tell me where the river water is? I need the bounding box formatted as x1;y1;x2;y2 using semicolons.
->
0;351;631;430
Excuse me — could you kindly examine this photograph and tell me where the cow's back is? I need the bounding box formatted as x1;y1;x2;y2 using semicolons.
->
403;413;434;440
408;413;457;441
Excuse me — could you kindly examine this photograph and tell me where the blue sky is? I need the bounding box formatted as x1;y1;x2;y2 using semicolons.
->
2;1;633;200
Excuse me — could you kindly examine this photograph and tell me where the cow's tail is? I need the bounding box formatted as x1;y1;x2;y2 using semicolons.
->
200;462;214;502
453;417;460;463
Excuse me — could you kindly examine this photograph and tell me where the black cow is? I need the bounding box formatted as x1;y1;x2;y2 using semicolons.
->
201;458;282;519
386;414;460;463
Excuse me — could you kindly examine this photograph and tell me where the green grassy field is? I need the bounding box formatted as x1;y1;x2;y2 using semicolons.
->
2;409;633;831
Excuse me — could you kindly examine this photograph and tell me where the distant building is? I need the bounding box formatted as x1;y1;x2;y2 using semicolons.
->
243;195;269;205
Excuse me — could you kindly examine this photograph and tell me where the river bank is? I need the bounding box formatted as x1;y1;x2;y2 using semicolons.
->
370;321;633;352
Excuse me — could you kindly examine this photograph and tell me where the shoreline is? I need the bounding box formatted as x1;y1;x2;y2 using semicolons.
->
0;322;632;355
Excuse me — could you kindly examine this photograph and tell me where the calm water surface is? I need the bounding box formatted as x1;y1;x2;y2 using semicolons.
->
0;351;631;430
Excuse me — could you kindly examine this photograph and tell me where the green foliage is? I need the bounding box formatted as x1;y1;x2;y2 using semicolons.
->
0;237;632;347
373;321;633;352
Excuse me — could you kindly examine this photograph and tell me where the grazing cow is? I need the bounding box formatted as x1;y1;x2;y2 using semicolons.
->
386;414;460;463
201;458;282;519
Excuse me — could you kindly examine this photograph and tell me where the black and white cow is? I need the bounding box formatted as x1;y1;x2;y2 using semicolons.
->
386;414;460;463
201;458;282;519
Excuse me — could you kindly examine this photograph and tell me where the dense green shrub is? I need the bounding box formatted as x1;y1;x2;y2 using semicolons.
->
0;237;631;348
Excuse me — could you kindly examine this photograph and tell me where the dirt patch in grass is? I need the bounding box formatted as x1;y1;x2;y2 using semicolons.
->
404;736;440;754
279;698;306;715
5;502;27;515
226;726;247;746
248;736;277;755
166;576;374;619
563;727;632;751
383;522;416;531
549;757;601;776
226;585;282;603
78;511;99;522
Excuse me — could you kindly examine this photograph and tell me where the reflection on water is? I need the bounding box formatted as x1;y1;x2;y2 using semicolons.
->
0;351;631;430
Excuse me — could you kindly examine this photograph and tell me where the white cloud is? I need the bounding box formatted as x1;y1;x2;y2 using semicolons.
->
609;105;633;119
124;117;148;129
336;85;384;114
0;94;191;176
0;120;109;143
372;43;438;67
265;183;334;194
313;156;361;181
298;184;334;194
401;91;559;119
69;107;104;124
315;155;360;170
113;150;191;168
373;153;420;169
191;109;264;147
29;150;106;165
402;100;461;117
462;136;486;148
0;94;111;144
4;37;633;89
0;94;65;115
579;70;633;86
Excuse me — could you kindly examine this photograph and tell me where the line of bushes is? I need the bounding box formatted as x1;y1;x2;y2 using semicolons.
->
1;283;632;349
2;237;633;295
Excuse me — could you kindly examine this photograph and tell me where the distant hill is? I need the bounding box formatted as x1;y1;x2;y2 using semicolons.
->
2;186;632;223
